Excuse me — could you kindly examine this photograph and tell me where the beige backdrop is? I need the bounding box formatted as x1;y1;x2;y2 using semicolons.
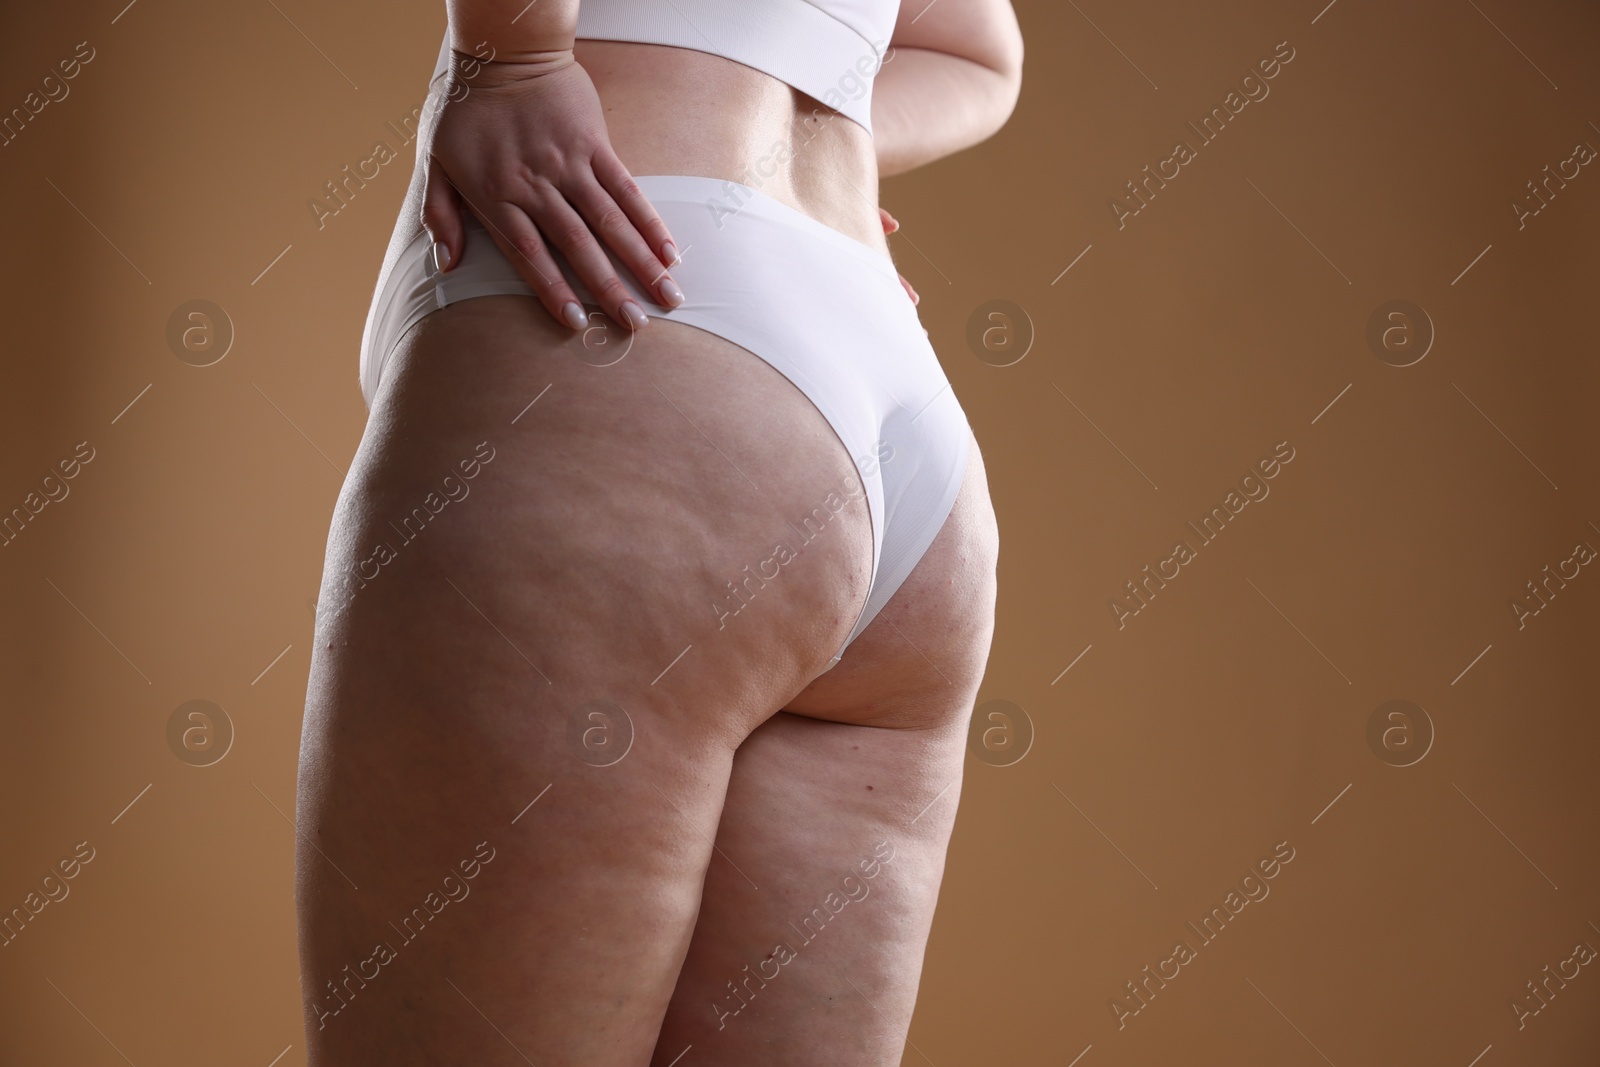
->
2;0;1597;1063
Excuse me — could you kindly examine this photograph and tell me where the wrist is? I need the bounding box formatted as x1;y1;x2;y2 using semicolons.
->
447;45;577;87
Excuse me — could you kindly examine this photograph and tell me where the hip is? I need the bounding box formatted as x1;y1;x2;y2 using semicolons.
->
356;172;971;676
363;173;952;435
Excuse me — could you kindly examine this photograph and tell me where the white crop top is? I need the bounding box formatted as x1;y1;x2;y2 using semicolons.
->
434;0;900;136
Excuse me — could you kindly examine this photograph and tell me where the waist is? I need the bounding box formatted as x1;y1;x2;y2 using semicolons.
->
570;39;889;263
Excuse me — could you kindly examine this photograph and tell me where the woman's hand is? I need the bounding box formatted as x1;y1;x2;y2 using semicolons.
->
421;49;683;332
878;207;918;306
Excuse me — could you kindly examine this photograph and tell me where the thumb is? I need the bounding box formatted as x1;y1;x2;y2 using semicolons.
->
420;155;464;273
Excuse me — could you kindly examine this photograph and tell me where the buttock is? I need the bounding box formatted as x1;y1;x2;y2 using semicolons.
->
358;174;971;667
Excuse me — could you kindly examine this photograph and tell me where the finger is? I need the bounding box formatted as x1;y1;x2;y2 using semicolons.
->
420;156;465;273
529;190;654;332
477;197;590;332
591;152;682;270
879;206;899;234
899;273;919;305
566;170;682;310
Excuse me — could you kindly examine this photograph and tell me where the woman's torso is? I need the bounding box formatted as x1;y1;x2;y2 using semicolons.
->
377;25;902;321
383;35;891;283
571;39;888;258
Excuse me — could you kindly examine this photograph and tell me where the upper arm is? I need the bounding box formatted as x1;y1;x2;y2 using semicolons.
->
886;0;1024;80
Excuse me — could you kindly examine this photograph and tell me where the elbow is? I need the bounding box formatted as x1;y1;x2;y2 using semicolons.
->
1001;21;1025;120
982;26;1024;137
980;54;1023;142
994;61;1022;132
945;54;1023;161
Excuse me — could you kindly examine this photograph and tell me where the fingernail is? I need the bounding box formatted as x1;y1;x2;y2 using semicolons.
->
562;301;587;330
660;277;685;307
661;241;679;265
431;240;451;272
620;301;649;330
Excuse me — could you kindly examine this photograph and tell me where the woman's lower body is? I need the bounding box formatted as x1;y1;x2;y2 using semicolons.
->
361;174;971;670
297;174;1000;1065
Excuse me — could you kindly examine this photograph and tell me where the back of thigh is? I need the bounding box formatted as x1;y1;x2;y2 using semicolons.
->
296;295;875;1064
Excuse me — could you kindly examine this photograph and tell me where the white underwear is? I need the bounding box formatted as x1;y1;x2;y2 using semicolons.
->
358;173;970;671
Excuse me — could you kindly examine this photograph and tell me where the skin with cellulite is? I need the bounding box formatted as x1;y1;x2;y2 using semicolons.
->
296;4;1022;1065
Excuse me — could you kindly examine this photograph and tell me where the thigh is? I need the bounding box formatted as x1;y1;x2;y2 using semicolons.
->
296;294;875;1065
649;435;1000;1066
648;712;970;1067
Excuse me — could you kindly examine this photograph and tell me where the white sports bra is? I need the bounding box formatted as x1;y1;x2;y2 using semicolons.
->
434;0;901;136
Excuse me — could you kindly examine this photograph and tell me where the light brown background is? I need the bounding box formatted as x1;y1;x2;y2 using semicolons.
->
2;0;1597;1063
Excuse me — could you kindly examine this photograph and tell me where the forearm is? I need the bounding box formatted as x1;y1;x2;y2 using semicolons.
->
872;47;1022;177
447;0;580;56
